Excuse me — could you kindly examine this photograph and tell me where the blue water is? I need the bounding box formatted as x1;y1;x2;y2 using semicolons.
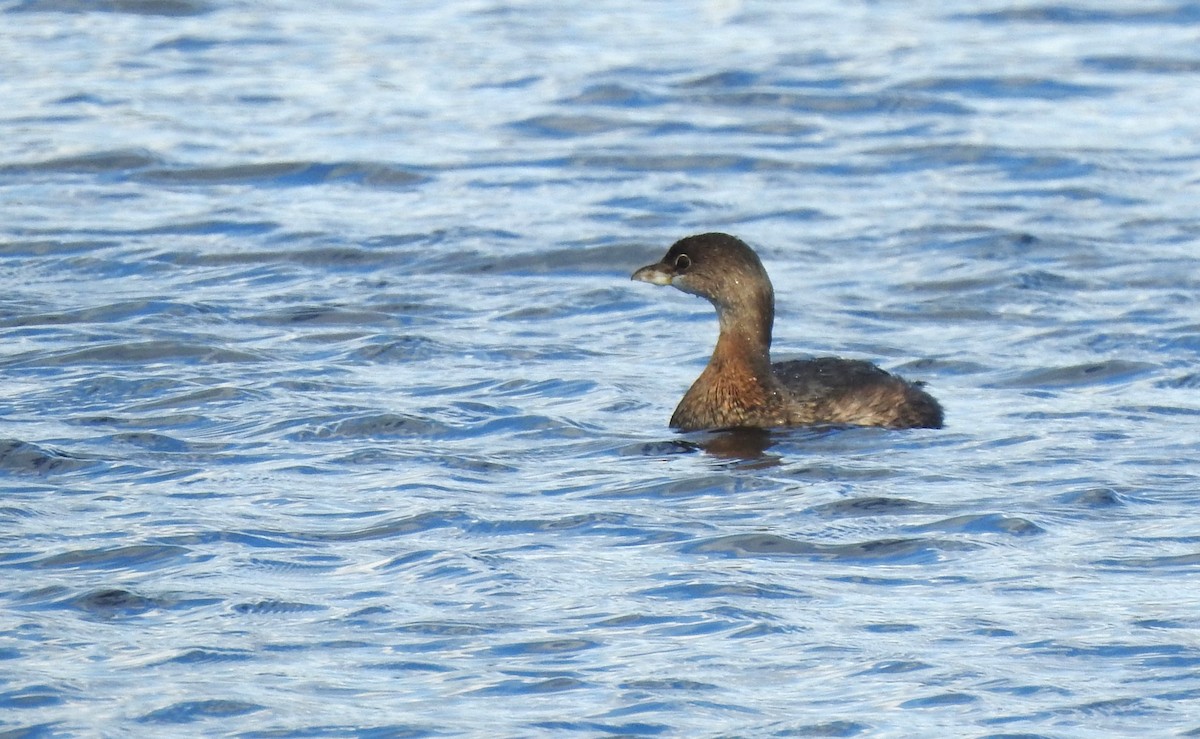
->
2;0;1200;736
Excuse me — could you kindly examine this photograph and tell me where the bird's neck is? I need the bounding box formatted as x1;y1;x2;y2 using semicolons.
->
712;294;775;378
709;327;771;384
671;305;780;430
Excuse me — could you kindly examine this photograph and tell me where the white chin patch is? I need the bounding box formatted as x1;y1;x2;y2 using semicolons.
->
634;268;674;286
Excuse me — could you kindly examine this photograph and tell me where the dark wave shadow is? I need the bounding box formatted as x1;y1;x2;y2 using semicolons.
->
684;532;980;562
7;0;211;16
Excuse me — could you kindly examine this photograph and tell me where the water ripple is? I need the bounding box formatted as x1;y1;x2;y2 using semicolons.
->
137;700;265;724
0;439;95;475
11;0;211;14
684;534;981;562
26;545;193;571
133;161;430;189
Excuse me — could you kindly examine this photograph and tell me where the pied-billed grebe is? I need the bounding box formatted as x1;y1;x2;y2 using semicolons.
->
632;232;943;431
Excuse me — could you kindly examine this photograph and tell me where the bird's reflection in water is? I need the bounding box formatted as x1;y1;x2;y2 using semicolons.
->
630;428;780;468
685;426;853;467
628;426;852;468
696;428;777;464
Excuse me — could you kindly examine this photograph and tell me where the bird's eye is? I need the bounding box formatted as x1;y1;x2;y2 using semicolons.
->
673;253;691;271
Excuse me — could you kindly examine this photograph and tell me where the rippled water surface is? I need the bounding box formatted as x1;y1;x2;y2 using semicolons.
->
3;1;1200;736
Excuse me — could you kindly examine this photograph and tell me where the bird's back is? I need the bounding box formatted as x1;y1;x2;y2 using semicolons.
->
772;357;943;429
